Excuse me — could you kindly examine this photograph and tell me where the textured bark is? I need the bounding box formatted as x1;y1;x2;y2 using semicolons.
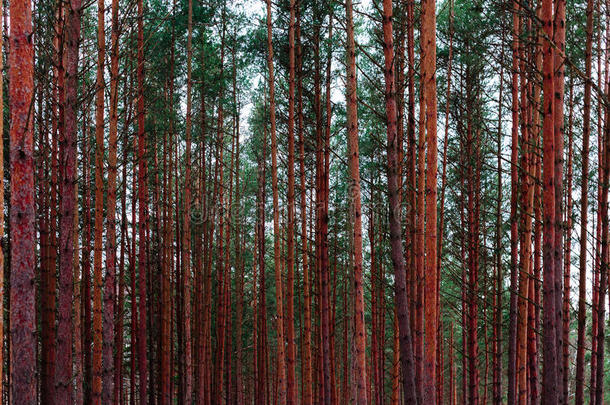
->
552;0;566;398
56;0;81;400
421;0;439;399
73;182;83;405
380;0;418;402
541;0;558;400
561;79;574;404
8;0;36;399
345;0;368;402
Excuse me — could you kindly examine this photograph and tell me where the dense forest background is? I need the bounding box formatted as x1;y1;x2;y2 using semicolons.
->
1;0;609;402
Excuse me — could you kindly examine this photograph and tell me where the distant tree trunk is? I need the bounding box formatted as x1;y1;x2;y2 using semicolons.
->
92;0;107;399
380;0;418;402
256;120;269;405
507;2;520;403
136;0;149;396
286;0;297;402
8;0;36;401
296;4;313;403
82;113;93;405
493;31;505;405
56;0;81;399
182;0;194;401
541;0;559;400
561;78;574;404
43;5;62;399
574;0;594;401
0;1;5;400
265;0;287;401
345;0;368;402
104;0;121;398
593;83;610;405
73;183;83;405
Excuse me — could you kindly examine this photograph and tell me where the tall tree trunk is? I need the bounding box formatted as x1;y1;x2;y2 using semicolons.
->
541;0;558;401
574;0;594;400
380;0;418;402
493;30;505;405
286;0;297;402
104;0;121;397
345;0;368;402
92;0;107;399
136;0;149;396
296;4;313;403
552;0;566;398
182;0;194;401
56;0;81;400
507;3;520;403
265;0;287;401
561;78;574;404
421;0;439;398
8;0;36;399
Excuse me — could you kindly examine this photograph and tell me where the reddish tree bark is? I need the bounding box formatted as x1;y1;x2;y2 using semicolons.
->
265;0;287;401
380;0;418;402
285;0;297;402
136;0;149;397
56;0;81;400
8;0;36;399
296;5;313;403
541;0;559;401
345;0;368;401
421;0;439;398
182;0;194;400
92;0;107;399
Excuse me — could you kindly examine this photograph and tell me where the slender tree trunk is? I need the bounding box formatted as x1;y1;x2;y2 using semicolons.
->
380;0;418;402
92;0;107;399
56;0;81;400
296;5;313;403
182;0;194;401
552;0;566;398
541;0;558;400
561;78;574;404
345;0;368;402
507;3;520;403
286;0;297;402
493;31;505;405
136;0;149;396
265;0;287;401
574;0;594;400
104;0;121;397
421;0;439;398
